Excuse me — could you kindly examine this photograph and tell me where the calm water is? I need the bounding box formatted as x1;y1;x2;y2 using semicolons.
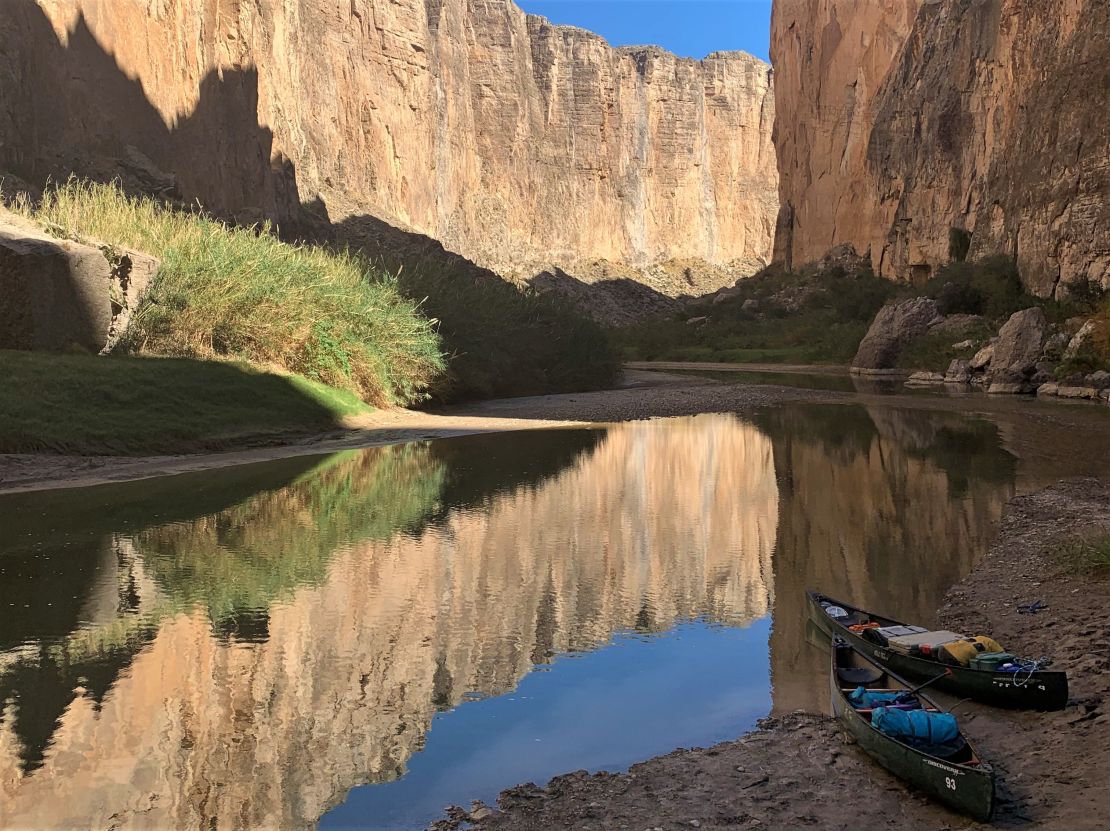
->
0;402;1052;829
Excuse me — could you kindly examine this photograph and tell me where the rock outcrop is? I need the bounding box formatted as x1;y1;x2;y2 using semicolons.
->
988;306;1048;389
0;0;778;302
0;209;154;353
771;0;1110;297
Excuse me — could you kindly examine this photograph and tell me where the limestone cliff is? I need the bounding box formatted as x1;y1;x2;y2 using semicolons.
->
771;0;1109;296
0;0;777;300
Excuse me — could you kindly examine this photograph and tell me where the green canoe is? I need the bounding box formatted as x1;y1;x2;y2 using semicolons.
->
809;590;1068;710
831;639;996;822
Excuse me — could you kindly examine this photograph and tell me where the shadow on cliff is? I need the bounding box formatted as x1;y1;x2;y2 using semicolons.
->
528;267;679;326
0;0;621;403
0;0;301;229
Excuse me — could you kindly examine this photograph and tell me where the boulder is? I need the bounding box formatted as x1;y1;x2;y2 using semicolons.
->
988;379;1030;395
969;340;996;370
905;371;945;387
989;307;1048;380
1057;386;1100;400
712;286;744;305
1041;331;1071;361
1064;319;1110;362
0;212;112;352
1087;370;1110;390
852;297;939;370
945;359;971;383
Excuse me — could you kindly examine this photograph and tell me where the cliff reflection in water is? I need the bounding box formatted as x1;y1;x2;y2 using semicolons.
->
757;404;1017;715
0;416;778;830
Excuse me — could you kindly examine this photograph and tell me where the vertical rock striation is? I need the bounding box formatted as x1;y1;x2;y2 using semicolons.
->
0;0;778;296
771;0;1109;296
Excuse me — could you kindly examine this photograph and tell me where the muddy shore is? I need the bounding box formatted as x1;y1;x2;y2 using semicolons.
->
436;479;1110;831
6;363;1110;495
0;370;835;494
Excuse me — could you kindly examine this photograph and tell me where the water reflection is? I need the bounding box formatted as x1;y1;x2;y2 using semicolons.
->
0;405;1029;829
755;404;1017;715
0;417;778;829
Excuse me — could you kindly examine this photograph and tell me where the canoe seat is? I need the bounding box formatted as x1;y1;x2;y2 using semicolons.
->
837;666;884;685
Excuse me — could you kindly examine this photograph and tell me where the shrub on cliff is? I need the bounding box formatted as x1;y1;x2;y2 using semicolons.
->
924;256;1027;320
19;181;444;406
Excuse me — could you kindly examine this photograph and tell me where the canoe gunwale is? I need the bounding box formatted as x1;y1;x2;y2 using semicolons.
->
829;640;996;822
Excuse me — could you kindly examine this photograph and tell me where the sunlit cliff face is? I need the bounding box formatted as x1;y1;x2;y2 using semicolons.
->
0;416;778;829
2;0;777;285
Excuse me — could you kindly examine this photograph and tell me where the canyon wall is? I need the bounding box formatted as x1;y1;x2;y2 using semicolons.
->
0;0;777;295
772;0;1110;296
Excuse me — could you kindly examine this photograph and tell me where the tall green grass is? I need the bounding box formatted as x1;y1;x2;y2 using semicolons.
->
15;181;444;406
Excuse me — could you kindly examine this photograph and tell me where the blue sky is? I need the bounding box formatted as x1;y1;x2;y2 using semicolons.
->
516;0;773;62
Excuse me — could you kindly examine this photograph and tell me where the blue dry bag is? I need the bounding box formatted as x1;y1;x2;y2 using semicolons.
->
848;687;915;709
871;706;959;746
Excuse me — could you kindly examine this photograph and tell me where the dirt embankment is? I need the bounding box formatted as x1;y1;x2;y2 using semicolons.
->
436;479;1110;831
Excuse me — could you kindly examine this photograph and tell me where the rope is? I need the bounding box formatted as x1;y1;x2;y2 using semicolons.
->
1011;656;1052;688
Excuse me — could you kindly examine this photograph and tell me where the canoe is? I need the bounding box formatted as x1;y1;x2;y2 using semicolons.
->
830;638;996;822
808;590;1068;710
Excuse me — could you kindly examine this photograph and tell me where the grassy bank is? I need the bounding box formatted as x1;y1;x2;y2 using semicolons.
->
0;350;370;455
12;181;444;406
12;180;620;409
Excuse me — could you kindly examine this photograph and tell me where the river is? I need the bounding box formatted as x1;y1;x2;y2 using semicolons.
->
2;391;1109;829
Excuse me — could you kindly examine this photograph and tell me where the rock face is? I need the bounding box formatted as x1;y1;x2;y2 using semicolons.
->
851;297;939;370
0;0;778;298
771;0;1110;296
0;209;156;354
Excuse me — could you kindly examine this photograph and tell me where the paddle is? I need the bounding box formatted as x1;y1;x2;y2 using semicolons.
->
896;668;954;703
